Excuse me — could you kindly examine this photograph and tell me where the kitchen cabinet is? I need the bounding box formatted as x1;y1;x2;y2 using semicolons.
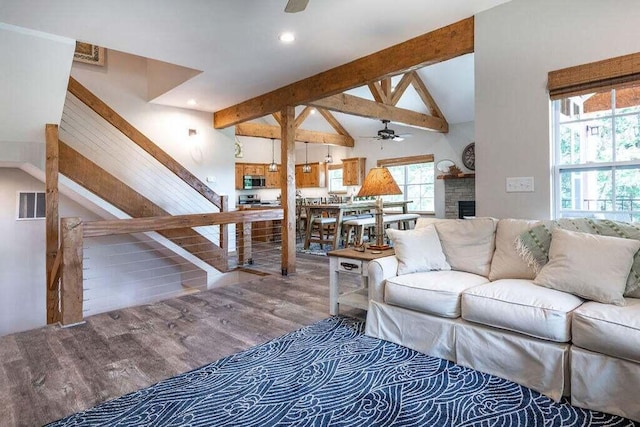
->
342;157;366;186
243;164;265;176
265;165;280;188
235;164;245;190
295;163;325;188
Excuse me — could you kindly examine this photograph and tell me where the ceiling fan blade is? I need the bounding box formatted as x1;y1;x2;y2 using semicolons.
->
285;0;309;13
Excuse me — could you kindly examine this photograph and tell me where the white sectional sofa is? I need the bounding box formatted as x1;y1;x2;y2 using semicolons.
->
364;217;640;422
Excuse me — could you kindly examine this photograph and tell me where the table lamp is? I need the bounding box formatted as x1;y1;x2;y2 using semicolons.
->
356;167;402;250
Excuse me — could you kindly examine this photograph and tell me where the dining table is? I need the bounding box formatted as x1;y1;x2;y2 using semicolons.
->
303;200;412;249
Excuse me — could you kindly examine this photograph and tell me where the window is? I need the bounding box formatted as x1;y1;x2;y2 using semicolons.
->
553;87;640;222
378;155;434;213
18;191;46;219
549;51;640;223
327;165;347;193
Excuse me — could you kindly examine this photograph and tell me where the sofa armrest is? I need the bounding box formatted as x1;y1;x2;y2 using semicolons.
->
367;255;398;303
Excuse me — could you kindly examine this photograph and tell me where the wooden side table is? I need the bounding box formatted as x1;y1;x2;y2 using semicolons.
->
327;248;395;315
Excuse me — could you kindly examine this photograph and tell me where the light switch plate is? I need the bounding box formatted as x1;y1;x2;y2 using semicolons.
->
506;176;534;192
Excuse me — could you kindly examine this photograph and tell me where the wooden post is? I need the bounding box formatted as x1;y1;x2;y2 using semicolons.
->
219;195;229;270
281;106;297;275
236;221;253;266
45;124;60;324
60;217;84;326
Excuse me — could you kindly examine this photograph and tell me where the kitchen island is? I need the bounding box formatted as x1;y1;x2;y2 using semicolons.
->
238;204;282;243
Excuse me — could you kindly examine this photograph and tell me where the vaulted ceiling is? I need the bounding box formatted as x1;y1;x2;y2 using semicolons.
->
0;0;511;138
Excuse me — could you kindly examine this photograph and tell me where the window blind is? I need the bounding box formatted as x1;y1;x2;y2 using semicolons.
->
548;51;640;100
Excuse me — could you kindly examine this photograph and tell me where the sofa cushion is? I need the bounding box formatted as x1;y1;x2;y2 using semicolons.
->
434;218;497;277
534;228;640;306
385;271;489;318
572;299;640;363
461;279;584;342
489;219;540;281
386;225;450;275
414;217;448;229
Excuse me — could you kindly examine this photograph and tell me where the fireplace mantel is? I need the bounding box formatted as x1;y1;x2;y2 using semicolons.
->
437;173;476;180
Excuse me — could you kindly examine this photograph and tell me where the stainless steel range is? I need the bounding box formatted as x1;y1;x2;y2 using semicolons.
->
238;194;261;205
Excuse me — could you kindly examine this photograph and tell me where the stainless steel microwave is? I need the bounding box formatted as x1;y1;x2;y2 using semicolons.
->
243;175;266;189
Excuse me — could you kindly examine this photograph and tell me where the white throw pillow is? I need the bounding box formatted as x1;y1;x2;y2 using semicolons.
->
386;225;450;275
434;218;498;277
534;228;640;305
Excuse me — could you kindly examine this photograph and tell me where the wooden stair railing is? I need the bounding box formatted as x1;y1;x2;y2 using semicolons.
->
47;78;232;324
59;209;284;325
58;140;228;272
67;77;225;210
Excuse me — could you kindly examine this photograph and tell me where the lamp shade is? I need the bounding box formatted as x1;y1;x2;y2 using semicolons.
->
357;167;402;197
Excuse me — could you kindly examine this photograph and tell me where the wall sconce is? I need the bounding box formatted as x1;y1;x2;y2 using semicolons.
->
188;128;198;137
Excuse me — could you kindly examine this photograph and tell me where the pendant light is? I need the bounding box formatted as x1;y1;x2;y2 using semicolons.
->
302;142;312;173
268;138;278;172
324;145;333;163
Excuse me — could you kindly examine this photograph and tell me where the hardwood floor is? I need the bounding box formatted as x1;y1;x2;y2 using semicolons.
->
0;254;364;426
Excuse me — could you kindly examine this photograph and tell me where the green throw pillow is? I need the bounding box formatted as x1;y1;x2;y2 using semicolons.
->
515;218;640;298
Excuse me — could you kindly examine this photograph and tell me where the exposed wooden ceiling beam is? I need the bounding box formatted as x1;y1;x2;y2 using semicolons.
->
390;73;414;106
214;17;473;128
272;112;282;126
316;107;351;137
308;93;448;132
381;78;392;99
235;122;354;147
410;71;447;122
368;82;388;104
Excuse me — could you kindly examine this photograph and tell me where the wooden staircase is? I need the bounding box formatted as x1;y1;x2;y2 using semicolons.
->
46;77;230;324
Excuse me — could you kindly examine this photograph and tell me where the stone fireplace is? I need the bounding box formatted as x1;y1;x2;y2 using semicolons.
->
441;175;476;219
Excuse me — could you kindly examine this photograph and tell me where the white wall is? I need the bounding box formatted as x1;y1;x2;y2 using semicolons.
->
0;168;188;336
475;0;640;219
236;122;474;216
0;23;74;146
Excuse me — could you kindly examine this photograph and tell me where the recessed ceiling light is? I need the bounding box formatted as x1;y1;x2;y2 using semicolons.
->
310;108;316;114
279;32;295;43
187;99;197;106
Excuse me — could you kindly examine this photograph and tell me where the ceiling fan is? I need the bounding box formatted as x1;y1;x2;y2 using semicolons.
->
362;120;412;142
285;0;309;13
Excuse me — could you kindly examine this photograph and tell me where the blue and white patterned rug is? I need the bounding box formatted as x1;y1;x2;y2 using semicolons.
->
48;316;637;426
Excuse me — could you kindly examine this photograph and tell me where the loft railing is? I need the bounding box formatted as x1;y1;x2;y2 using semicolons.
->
55;209;284;325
